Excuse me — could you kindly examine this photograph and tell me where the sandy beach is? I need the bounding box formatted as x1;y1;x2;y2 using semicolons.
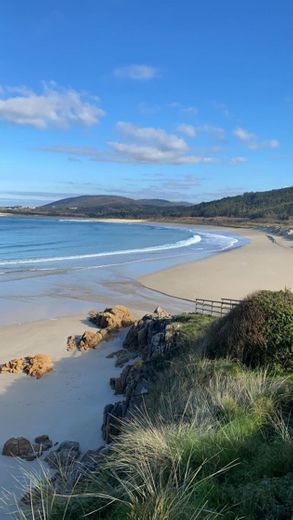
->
140;226;293;301
0;223;292;514
0;315;127;511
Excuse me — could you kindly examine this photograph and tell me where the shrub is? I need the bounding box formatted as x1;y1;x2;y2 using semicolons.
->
202;289;293;369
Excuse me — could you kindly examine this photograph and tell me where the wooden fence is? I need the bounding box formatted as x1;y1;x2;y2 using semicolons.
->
194;297;241;317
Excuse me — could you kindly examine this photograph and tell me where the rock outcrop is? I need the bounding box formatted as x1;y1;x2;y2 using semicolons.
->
67;306;134;353
45;440;81;469
88;305;135;329
0;354;53;379
102;308;183;443
123;306;180;360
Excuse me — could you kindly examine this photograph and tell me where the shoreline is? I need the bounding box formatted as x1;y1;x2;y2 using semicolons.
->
139;225;292;301
0;222;292;509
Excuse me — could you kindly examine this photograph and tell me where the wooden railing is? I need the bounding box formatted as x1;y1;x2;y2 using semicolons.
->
194;297;241;316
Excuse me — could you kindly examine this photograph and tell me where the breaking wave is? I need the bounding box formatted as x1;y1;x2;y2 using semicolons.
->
0;233;202;267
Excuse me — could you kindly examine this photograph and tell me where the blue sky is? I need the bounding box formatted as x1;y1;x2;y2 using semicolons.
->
0;0;292;206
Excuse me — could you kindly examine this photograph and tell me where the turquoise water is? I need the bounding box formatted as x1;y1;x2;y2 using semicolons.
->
0;217;245;324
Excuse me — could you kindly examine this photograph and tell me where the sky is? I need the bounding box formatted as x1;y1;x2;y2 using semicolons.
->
0;0;292;206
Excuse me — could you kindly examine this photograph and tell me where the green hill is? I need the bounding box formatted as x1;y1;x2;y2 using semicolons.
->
40;186;293;221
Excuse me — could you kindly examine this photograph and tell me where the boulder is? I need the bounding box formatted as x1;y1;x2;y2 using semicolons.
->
89;305;135;330
34;435;53;451
0;358;26;374
2;437;36;460
0;354;53;379
66;335;78;352
78;329;108;351
24;354;53;379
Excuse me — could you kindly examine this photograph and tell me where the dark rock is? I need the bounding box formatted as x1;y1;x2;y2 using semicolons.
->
45;440;80;469
107;348;138;367
123;307;173;359
2;437;37;460
34;435;53;451
102;401;128;443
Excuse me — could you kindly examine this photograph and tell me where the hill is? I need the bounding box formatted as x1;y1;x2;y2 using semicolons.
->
40;187;293;221
40;194;192;217
1;187;292;223
185;186;293;220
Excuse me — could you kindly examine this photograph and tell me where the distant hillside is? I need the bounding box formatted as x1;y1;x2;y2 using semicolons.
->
2;187;292;222
41;195;192;217
40;187;293;221
185;186;293;220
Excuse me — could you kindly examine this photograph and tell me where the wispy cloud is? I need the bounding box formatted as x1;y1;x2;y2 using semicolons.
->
234;127;280;150
41;121;218;165
169;102;198;115
176;124;197;137
0;82;105;129
229;156;248;165
113;64;159;80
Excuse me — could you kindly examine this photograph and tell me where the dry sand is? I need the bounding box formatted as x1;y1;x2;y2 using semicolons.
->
0;315;125;509
140;226;293;301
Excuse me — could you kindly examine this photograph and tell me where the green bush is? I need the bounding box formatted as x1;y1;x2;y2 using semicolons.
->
203;289;293;369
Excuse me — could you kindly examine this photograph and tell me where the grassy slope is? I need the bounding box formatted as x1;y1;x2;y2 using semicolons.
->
15;314;293;520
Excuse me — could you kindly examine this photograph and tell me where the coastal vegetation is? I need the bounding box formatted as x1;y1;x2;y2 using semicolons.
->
13;290;293;519
2;186;293;224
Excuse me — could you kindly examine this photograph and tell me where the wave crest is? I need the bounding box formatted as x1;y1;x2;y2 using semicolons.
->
0;234;202;266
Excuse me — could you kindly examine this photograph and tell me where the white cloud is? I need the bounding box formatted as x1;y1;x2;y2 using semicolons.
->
229;156;248;165
117;121;188;151
0;82;105;129
42;143;216;165
108;142;215;164
113;64;159;80
41;121;219;165
177;124;197;137
234;127;280;150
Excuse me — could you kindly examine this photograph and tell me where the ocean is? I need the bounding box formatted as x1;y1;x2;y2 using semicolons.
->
0;217;245;325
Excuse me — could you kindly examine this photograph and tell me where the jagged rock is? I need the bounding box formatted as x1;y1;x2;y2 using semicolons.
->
24;354;53;379
45;440;80;469
67;335;78;351
0;354;53;379
107;348;138;367
123;307;173;359
102;401;128;443
0;358;25;374
79;329;108;351
34;435;53;451
110;364;132;394
89;305;135;330
2;437;37;460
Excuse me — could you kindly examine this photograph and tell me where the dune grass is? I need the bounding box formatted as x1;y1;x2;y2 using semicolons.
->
11;308;293;519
